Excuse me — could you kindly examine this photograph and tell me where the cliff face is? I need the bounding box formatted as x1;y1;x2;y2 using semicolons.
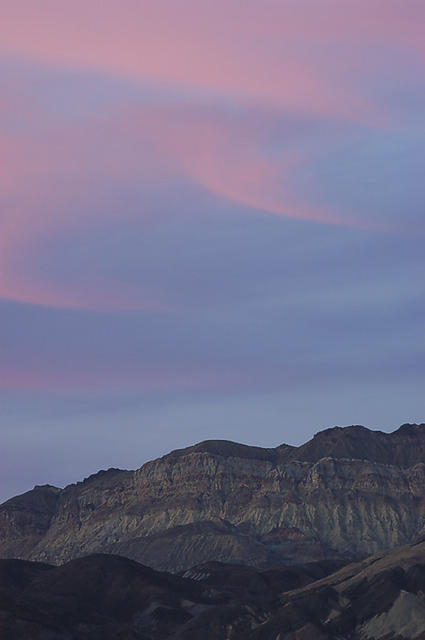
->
1;424;425;572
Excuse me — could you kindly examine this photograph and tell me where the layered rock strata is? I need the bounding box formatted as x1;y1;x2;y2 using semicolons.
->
1;424;425;571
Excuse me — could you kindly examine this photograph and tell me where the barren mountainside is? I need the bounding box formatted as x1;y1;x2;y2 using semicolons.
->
1;423;425;572
3;538;425;638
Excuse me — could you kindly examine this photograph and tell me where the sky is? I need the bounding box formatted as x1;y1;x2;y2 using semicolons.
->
0;0;424;502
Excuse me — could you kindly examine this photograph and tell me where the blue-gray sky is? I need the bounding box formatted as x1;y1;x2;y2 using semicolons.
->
0;1;424;502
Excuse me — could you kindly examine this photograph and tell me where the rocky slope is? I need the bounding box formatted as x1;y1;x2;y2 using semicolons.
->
2;542;425;639
248;538;425;640
1;423;425;571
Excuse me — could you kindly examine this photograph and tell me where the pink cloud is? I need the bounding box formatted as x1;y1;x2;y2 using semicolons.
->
0;363;258;393
2;0;424;311
0;121;176;311
126;104;390;230
0;94;401;311
1;1;424;120
0;2;423;403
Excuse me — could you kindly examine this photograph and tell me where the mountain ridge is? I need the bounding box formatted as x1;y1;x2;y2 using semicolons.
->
157;422;425;467
1;423;425;572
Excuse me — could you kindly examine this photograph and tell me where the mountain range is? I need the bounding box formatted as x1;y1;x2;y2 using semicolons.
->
3;422;425;638
2;423;425;572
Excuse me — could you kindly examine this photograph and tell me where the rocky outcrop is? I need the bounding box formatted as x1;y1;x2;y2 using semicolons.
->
1;424;425;571
0;484;61;558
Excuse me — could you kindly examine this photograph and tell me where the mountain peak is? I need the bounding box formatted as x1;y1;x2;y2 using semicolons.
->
394;422;425;435
161;439;282;463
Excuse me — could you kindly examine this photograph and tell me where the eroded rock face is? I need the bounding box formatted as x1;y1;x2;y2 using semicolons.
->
1;424;425;571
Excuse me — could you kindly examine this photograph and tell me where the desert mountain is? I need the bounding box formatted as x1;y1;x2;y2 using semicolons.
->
1;423;425;571
2;541;425;639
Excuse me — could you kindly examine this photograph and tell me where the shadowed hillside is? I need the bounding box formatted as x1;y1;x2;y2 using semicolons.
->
2;542;425;639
